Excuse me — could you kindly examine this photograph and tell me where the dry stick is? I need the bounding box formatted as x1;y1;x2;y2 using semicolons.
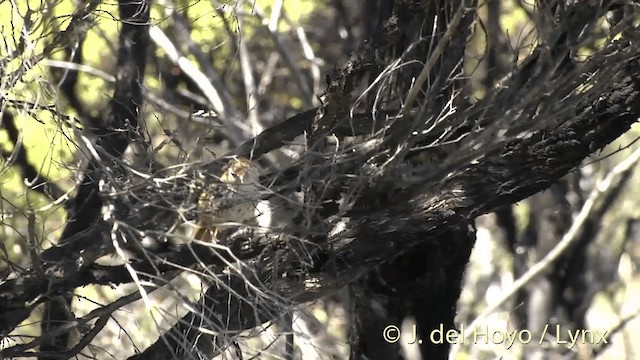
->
235;17;283;168
295;26;322;98
257;52;280;96
62;313;111;360
269;7;294;341
166;8;236;115
278;0;321;97
36;61;210;127
283;312;294;360
41;59;116;82
148;26;247;146
0;290;145;357
248;5;314;105
460;145;640;342
268;0;284;30
256;0;283;96
237;16;261;133
401;2;467;118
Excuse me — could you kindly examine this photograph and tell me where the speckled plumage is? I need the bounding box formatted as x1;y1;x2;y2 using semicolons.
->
192;157;260;243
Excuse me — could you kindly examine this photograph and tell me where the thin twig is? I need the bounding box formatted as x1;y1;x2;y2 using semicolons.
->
149;26;247;146
0;290;145;357
402;2;467;117
460;145;640;342
237;16;261;132
244;4;314;106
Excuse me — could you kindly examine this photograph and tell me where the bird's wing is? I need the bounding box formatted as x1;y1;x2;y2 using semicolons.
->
192;157;259;242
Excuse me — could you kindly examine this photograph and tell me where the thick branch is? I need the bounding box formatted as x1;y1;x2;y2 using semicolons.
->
2;40;640;355
129;45;640;358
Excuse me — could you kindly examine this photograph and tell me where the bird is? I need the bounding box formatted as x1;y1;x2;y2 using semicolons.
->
192;157;260;243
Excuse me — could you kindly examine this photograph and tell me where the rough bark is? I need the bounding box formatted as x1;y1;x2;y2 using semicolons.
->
126;40;640;357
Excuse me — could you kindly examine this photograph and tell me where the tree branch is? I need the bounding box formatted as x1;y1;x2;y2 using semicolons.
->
38;0;152;356
130;42;640;358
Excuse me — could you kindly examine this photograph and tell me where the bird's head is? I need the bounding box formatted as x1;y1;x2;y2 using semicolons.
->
220;157;258;184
